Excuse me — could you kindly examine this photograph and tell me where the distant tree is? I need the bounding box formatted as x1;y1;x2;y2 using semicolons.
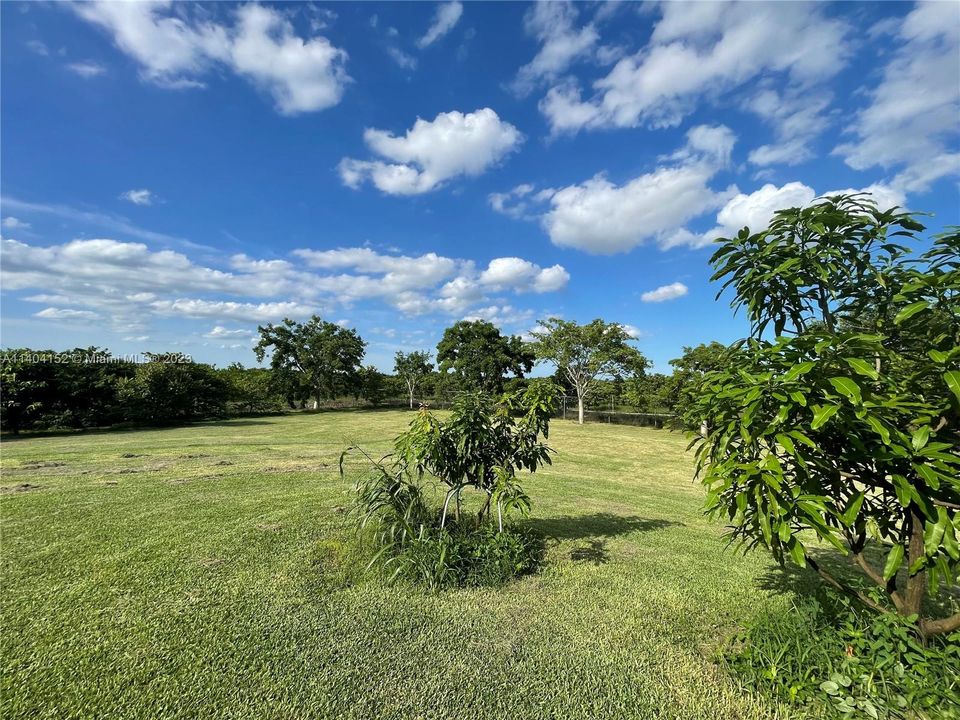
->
394;350;434;408
358;365;386;406
530;318;649;424
219;363;282;414
119;355;227;424
623;372;675;413
254;316;366;409
436;320;534;394
685;194;960;638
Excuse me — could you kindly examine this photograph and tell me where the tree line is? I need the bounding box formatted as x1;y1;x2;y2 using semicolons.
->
0;314;727;433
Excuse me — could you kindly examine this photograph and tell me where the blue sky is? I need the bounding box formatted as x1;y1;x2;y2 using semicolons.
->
2;1;958;373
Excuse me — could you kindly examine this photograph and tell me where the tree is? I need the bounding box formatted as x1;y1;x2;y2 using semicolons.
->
684;194;959;638
394;350;433;408
395;380;558;529
357;365;386;406
119;355;227;424
219;363;282;414
436;320;534;394
530;318;649;424
254;316;366;409
623;372;674;413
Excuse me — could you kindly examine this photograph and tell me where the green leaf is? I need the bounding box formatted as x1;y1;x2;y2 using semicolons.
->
882;544;904;581
776;433;796;456
865;415;891;445
844;357;879;380
911;426;930;452
841;493;864;527
828;377;862;404
811;404;840;429
783;361;815;382
894;301;929;324
944;370;960;406
788;537;806;568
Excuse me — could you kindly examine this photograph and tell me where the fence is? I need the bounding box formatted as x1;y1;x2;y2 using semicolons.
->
310;395;675;429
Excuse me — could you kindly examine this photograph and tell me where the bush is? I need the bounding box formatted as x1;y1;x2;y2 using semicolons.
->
723;593;960;718
388;523;544;590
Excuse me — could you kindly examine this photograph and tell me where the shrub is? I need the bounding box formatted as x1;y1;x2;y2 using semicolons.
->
724;593;960;718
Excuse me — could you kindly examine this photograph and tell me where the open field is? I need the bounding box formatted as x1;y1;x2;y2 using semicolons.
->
0;411;806;719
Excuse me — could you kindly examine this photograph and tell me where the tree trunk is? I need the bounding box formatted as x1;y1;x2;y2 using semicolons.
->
902;507;927;618
408;382;414;409
578;396;584;425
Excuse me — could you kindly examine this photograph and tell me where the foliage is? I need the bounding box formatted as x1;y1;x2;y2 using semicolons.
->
119;356;228;425
436;320;534;394
343;383;558;588
0;348;136;432
219;363;284;414
396;381;559;527
724;593;960;719
254;315;366;408
668;342;733;422
685;193;960;637
623;372;676;413
356;365;387;406
530;317;648;424
394;350;433;408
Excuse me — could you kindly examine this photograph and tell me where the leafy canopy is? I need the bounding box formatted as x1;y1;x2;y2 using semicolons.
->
254;315;365;406
684;194;960;638
436;320;534;394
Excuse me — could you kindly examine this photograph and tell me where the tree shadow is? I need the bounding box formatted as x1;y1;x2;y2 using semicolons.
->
754;545;959;618
569;539;609;565
525;512;682;542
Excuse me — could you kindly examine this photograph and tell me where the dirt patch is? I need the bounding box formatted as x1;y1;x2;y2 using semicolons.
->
257;523;281;532
1;483;41;494
263;463;327;473
197;557;225;567
169;473;226;485
213;460;233;466
121;453;145;458
20;460;65;469
103;480;119;486
179;454;208;459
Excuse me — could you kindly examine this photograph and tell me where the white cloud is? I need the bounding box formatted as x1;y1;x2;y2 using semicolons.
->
417;1;463;49
26;40;49;56
640;282;688;303
203;325;255;339
664;181;906;250
542;164;732;254
152;299;316;323
2;217;31;230
462;304;534;328
35;307;101;321
73;2;349;114
833;2;960;192
511;1;599;96
747;89;832;167
66;61;107;77
619;324;644;339
477;257;570;293
539;1;850;135
120;188;154;206
339;108;522;195
386;46;417;70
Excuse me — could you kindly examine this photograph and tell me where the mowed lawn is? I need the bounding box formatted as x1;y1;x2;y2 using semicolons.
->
2;411;800;719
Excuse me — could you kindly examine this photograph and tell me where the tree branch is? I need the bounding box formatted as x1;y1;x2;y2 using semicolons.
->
852;551;904;612
921;611;960;638
807;556;894;616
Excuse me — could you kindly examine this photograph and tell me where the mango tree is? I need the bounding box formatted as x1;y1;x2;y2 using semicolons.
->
684;194;959;638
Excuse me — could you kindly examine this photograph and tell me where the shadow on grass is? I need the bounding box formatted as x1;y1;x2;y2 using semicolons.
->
524;513;681;566
754;546;959;617
526;512;682;541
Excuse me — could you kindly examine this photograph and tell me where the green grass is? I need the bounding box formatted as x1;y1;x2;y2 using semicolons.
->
2;411;802;719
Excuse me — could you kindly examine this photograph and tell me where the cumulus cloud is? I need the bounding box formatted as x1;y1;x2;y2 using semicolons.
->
640;282;688;303
511;1;599;96
2;232;568;336
747;89;832;167
2;217;31;230
663;181;906;250
339;108;522;195
34;307;101;321
66;61;107;77
73;2;349;114
833;1;960;192
120;188;154;206
539;1;850;135
417;1;463;49
203;325;255;339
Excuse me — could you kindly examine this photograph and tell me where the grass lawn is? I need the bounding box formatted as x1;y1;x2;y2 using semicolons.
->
1;410;805;719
